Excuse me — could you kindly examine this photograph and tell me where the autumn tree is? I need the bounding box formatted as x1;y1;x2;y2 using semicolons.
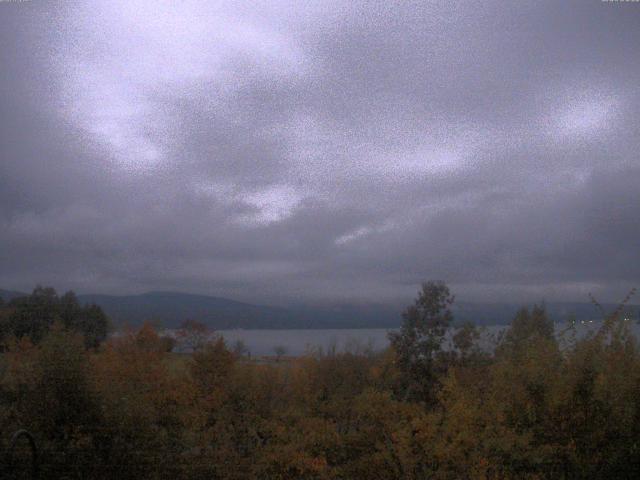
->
176;319;210;352
91;324;193;479
273;345;288;362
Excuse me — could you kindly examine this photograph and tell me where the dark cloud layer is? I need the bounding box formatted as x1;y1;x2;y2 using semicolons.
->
1;0;639;306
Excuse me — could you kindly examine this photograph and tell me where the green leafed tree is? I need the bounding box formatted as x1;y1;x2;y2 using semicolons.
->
497;304;556;358
388;281;455;404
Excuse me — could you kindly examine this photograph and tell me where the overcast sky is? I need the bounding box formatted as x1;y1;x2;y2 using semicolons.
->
1;0;639;306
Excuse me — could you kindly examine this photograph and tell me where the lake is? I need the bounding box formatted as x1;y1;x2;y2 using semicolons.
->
215;328;394;356
166;319;637;356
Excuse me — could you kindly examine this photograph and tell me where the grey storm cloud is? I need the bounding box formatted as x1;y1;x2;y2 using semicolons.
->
1;0;639;306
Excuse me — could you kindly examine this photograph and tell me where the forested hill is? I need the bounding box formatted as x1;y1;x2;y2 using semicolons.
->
76;291;296;329
1;289;637;329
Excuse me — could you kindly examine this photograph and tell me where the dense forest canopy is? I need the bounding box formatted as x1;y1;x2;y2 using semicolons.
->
0;282;638;478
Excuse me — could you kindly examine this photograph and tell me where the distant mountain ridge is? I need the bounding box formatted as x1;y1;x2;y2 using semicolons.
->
1;288;637;329
0;289;27;302
77;291;296;329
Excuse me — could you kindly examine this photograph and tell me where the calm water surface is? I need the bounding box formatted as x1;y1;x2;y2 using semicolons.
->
167;320;638;356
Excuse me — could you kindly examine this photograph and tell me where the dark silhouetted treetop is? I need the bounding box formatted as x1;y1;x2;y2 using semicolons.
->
0;286;110;348
388;281;456;403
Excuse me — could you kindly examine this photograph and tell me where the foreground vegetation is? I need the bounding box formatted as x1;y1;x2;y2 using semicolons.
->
0;283;639;479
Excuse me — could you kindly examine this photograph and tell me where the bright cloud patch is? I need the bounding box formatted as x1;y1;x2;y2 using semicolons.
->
52;0;307;175
550;90;620;141
238;185;303;226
